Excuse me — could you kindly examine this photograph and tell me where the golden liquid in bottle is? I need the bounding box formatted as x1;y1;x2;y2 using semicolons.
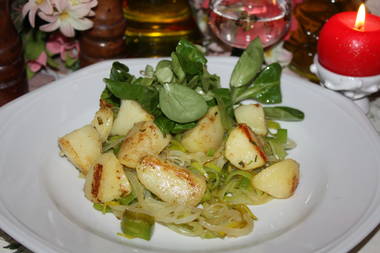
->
124;0;200;57
283;0;363;82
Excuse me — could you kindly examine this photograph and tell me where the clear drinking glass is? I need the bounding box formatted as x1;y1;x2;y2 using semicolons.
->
208;0;292;49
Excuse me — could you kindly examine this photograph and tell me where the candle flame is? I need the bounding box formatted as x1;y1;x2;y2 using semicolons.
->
354;4;366;30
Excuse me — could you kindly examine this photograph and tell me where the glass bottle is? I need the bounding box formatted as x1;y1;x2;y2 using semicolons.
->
283;0;363;82
0;0;28;106
123;0;201;58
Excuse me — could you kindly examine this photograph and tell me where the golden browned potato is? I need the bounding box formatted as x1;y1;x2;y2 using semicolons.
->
136;155;206;206
58;125;102;175
225;124;267;170
234;104;267;136
117;121;171;168
91;106;113;142
84;152;132;203
252;159;300;199
181;106;224;153
110;100;154;136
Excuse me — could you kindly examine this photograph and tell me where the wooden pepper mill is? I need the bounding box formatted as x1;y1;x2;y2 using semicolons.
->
79;0;127;67
0;0;28;106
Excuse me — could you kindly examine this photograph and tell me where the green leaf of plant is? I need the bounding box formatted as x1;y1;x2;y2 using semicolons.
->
211;88;234;130
154;114;196;135
171;52;185;83
46;56;60;69
175;40;207;75
230;38;264;88
26;66;35;79
100;87;121;112
63;53;79;70
159;83;208;123
201;69;220;92
110;61;134;82
172;122;197;134
104;78;159;115
23;30;47;60
143;65;154;78
187;75;201;89
232;63;282;104
155;66;173;83
154;115;176;135
251;62;282;104
154;60;174;83
263;106;305;121
132;77;154;86
195;87;214;101
156;60;172;69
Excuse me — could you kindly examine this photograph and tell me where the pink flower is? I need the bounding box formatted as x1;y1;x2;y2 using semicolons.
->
27;51;48;72
39;0;97;37
22;0;54;27
46;32;79;60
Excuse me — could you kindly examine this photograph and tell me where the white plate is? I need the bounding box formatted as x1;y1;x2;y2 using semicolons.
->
0;57;380;253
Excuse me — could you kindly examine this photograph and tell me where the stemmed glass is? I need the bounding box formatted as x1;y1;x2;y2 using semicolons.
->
208;0;292;50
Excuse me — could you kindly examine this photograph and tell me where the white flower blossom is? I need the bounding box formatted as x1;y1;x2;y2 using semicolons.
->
22;0;54;27
38;0;97;37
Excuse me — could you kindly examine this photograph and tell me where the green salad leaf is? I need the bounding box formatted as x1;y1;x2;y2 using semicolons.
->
101;39;303;137
110;61;134;82
153;113;196;135
175;39;207;76
211;88;234;130
100;87;120;110
264;106;305;121
232;63;282;104
104;78;159;115
159;83;208;123
170;52;186;83
229;38;264;88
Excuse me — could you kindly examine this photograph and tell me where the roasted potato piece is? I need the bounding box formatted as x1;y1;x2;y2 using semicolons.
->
136;155;206;206
110;100;154;136
84;152;131;203
181;106;224;153
91;106;113;142
58;125;101;175
118;121;171;168
252;159;300;199
234;104;267;136
225;124;267;170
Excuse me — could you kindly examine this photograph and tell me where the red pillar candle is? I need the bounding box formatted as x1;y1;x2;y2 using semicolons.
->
317;5;380;77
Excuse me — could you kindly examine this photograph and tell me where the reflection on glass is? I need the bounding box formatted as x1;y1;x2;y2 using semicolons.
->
123;0;200;57
208;0;292;49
